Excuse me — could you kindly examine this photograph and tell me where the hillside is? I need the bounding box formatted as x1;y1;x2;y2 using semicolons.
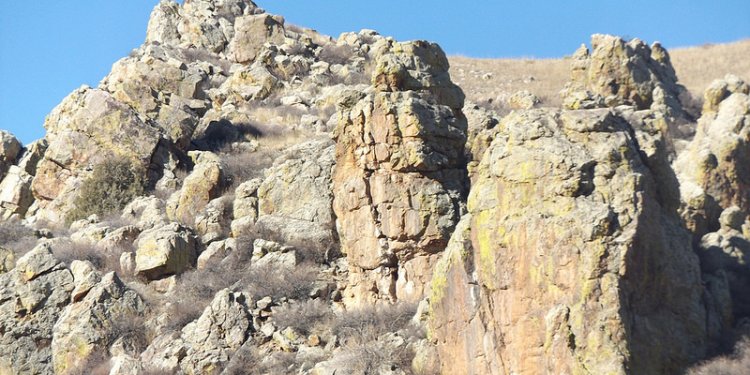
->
0;1;749;374
450;38;750;112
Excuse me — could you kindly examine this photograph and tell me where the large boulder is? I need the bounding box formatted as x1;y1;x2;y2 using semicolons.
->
31;87;163;222
51;272;146;374
227;13;286;64
0;165;34;219
562;34;687;115
141;289;253;375
255;139;336;245
0;242;74;374
167;151;224;225
0;130;22;179
134;222;199;279
428;108;712;374
332;40;468;305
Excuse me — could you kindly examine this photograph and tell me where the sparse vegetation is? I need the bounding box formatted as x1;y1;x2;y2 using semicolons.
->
0;219;38;256
66;158;147;224
688;339;750;375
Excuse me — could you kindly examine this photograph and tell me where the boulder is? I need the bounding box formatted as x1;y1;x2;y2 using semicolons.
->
52;272;146;374
507;90;540;109
122;195;169;230
167;151;224;225
134;222;199;279
194;196;232;244
333;40;468;305
227;13;286;64
31;87;162;221
0;130;22;179
0;242;73;374
561;34;687;116
703;74;749;113
256;139;336;245
675;92;750;238
428;108;711;374
0;165;34;219
232;177;262;221
17;138;48;176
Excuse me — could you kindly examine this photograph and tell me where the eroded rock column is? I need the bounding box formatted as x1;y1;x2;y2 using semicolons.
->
333;41;468;305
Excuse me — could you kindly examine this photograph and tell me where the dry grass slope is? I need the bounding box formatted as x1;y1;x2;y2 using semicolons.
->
449;39;750;111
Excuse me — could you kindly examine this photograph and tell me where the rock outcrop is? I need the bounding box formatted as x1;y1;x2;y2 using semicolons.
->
562;34;687;114
332;40;468;305
134;222;199;279
675;86;750;238
0;243;74;375
429;108;711;374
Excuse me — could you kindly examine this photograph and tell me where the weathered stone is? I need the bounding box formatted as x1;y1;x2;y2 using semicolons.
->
167;151;224;225
228;14;286;64
122;196;169;230
197;238;237;269
429;108;710;374
0;130;22;180
52;272;146;375
703;74;749;113
17;139;48;176
179;289;253;374
675;92;750;238
0;242;73;375
31;87;162;222
232;178;262;220
0;165;34;219
333;41;467;305
134;222;198;279
507;90;540;109
195;196;232;244
0;247;14;274
69;260;101;303
562;34;687;116
257;139;336;245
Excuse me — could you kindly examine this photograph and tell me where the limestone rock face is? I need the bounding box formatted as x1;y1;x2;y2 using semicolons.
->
0;165;34;219
429;108;710;375
0;243;74;375
562;34;687;116
51;272;146;375
134;222;199;279
675;92;750;238
256;139;336;245
333;40;468;305
31;87;163;221
227;13;286;64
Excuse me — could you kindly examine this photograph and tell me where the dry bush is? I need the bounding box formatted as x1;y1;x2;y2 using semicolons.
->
219;146;277;188
223;346;299;375
0;219;38;256
325;303;423;375
51;240;124;272
159;244;320;332
332;303;419;343
319;44;357;65
688;339;750;375
272;299;332;336
66;158;147;224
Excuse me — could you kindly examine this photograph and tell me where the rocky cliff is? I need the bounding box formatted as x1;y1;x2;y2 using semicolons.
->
0;1;749;374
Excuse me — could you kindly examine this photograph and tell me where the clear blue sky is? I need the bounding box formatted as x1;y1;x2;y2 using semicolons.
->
1;0;748;144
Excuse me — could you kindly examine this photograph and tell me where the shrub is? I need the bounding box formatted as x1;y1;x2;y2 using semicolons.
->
66;159;147;224
0;219;38;256
319;44;357;66
688;339;750;375
272;299;332;336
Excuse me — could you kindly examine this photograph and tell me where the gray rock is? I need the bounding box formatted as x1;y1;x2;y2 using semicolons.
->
135;222;198;280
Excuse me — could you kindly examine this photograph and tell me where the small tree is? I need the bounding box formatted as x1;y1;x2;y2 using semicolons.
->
66;158;146;224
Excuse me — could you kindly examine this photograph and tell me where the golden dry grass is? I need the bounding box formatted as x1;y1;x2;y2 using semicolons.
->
449;39;750;110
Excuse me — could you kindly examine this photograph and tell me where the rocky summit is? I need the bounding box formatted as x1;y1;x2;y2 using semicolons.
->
0;1;749;374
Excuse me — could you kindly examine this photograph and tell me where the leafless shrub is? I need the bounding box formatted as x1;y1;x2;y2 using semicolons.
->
332;303;419;343
0;219;38;256
688;339;750;375
319;44;357;65
329;339;416;375
51;240;123;272
272;299;332;336
219;147;276;188
223;346;299;375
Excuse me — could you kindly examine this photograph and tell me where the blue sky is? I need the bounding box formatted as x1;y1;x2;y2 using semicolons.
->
1;1;748;144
